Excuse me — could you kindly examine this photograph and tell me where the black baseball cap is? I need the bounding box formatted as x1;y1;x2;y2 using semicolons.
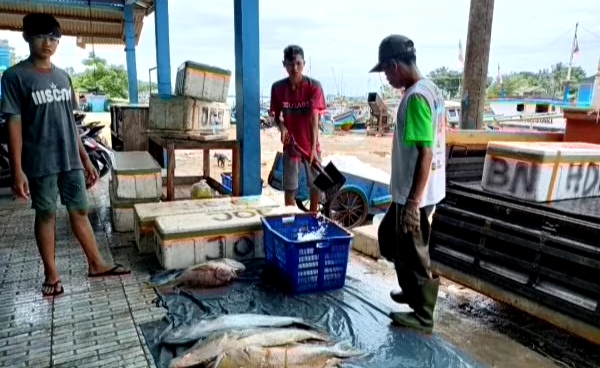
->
369;35;416;73
23;13;62;38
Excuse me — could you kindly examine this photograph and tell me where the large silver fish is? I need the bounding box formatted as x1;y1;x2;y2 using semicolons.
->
148;258;246;288
168;327;329;368
161;314;317;345
212;341;364;368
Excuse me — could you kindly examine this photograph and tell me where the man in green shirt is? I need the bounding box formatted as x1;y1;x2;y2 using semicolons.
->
370;35;447;333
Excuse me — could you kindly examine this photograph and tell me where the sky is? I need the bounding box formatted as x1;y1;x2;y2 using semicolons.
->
2;0;600;97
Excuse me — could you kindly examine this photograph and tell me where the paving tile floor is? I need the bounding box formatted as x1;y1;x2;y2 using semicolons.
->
0;180;165;368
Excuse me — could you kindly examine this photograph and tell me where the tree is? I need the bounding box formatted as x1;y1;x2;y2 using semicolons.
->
71;52;129;100
9;48;26;66
485;63;587;99
461;0;495;129
379;83;403;99
427;67;463;98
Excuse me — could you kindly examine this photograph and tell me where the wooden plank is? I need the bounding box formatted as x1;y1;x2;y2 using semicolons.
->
147;130;230;142
432;261;600;346
121;106;150;151
232;144;241;196
203;149;210;177
447;130;564;146
166;142;176;201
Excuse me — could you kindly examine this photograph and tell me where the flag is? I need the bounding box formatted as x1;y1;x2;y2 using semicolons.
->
458;39;464;68
572;34;580;61
496;63;502;84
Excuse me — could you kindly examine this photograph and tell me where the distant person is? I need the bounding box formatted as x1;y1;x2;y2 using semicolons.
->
269;45;326;211
78;95;87;111
0;13;130;297
369;35;446;333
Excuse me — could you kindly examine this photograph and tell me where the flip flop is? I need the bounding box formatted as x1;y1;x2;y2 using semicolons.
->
42;280;64;297
88;264;131;278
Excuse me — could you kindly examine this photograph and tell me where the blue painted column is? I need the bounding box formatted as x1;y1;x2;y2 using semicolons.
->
234;0;261;196
154;0;172;96
124;4;138;104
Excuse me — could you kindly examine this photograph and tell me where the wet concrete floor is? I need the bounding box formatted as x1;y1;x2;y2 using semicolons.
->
0;180;597;368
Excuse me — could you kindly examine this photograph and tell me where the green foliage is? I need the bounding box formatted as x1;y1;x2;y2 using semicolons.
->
427;67;463;98
71;52;129;100
486;63;587;99
9;48;26;66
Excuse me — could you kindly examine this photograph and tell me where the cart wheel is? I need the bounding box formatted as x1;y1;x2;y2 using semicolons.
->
325;188;368;229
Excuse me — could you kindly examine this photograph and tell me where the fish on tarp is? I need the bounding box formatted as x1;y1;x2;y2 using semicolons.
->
211;341;364;368
168;327;330;368
161;314;317;345
147;258;246;288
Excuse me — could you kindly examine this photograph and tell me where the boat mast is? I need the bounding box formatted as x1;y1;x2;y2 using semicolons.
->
563;22;579;103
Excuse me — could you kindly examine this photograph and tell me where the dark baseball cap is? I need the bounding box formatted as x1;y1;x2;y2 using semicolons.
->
369;35;416;73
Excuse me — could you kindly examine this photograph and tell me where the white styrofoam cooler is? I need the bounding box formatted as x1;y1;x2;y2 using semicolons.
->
111;151;162;200
109;180;160;233
148;95;231;135
174;61;231;103
482;141;600;202
154;206;302;270
133;195;279;254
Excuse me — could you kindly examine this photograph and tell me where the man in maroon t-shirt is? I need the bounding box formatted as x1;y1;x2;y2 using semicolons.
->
270;45;326;212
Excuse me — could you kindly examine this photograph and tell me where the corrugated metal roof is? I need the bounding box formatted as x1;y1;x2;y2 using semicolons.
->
0;0;154;48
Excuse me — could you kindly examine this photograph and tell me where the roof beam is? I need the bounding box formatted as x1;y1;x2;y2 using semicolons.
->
0;10;123;25
1;24;122;39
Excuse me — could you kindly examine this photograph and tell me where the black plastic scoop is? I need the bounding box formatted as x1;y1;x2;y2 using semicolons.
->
286;137;346;202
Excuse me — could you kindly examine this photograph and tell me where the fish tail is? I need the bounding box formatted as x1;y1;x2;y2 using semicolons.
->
331;341;364;357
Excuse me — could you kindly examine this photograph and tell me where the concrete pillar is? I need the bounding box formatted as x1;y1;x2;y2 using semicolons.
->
234;0;261;195
460;0;495;129
124;4;138;104
154;0;172;96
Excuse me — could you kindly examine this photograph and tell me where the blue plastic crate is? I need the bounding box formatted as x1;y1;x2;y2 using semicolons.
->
220;172;233;194
261;213;354;294
221;172;263;194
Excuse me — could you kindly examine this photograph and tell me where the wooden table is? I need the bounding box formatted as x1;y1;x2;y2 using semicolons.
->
148;133;240;201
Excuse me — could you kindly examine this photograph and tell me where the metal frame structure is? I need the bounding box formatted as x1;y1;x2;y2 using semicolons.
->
0;0;262;196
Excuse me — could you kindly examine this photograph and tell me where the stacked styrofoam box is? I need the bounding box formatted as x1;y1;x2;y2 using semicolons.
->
133;195;279;254
154;206;303;270
110;151;162;233
148;95;231;135
148;60;232;136
175;61;231;103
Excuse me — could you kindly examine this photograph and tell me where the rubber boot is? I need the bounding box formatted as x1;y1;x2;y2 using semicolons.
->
390;289;409;304
390;276;439;334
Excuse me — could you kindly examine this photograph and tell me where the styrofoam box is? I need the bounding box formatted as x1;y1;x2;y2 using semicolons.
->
155;206;303;270
148;95;231;135
175;61;231;103
111;151;162;200
109;180;160;233
482;141;600;202
133;195;279;255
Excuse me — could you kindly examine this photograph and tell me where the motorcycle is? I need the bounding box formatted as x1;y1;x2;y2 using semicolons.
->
78;126;112;179
0;112;112;188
